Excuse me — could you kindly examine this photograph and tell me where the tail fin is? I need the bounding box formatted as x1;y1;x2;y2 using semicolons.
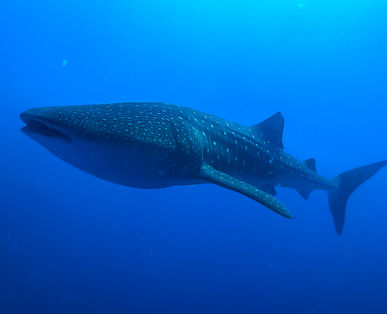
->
328;161;387;234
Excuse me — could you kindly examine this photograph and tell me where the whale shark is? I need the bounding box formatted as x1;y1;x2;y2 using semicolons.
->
20;102;386;234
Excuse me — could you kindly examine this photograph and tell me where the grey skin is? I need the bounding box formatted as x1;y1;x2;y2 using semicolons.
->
20;102;386;234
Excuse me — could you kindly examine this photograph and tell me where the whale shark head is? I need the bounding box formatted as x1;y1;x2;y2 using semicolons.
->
21;107;72;143
21;104;135;143
20;103;185;188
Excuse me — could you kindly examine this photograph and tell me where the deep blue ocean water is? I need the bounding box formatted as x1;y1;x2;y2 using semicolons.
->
1;1;387;313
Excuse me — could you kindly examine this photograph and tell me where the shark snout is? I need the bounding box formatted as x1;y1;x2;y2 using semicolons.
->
20;108;50;126
20;108;72;142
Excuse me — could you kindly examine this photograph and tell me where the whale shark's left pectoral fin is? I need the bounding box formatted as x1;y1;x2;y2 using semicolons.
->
199;164;294;219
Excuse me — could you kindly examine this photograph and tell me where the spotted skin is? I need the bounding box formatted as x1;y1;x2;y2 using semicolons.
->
20;102;386;224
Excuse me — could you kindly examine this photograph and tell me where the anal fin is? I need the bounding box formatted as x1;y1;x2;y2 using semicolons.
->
296;187;313;200
199;164;293;219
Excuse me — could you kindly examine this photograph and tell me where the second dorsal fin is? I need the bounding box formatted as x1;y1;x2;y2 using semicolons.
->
251;112;284;149
304;158;316;172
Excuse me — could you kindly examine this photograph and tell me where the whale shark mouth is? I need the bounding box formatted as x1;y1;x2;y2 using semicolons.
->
20;113;72;142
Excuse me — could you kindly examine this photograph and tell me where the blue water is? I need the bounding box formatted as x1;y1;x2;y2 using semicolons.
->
1;1;387;313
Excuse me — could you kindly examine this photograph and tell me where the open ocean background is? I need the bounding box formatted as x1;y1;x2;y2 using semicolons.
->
1;1;387;313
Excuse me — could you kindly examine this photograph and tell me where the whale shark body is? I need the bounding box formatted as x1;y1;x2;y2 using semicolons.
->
20;102;386;234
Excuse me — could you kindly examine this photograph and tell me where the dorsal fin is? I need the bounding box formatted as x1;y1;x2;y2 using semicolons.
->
251;112;284;149
304;158;316;172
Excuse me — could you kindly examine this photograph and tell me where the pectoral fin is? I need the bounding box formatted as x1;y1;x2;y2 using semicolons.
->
199;164;293;219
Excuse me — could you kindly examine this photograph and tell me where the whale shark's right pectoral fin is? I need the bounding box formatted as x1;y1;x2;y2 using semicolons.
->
199;164;294;219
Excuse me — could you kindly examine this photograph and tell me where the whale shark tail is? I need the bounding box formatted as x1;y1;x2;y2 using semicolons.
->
328;160;387;234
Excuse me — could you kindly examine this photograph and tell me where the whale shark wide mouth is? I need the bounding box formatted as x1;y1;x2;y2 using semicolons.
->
20;113;72;142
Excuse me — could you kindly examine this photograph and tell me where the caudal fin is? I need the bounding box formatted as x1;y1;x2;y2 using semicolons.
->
328;161;387;234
